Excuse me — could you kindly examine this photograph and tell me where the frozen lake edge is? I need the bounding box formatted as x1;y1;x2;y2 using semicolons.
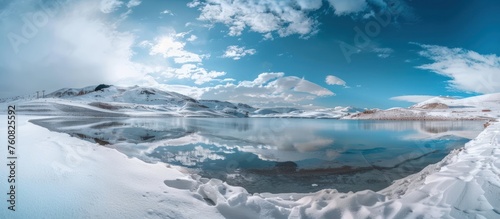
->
0;116;498;218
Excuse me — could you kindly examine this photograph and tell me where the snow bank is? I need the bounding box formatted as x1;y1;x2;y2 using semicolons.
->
2;117;499;218
0;117;224;219
191;122;500;218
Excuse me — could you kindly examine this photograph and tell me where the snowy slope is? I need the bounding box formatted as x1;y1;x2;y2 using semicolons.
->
1;84;361;118
413;93;500;110
252;106;362;119
5;85;500;120
347;93;500;121
1;85;243;117
0;117;225;219
48;85;198;106
199;100;254;118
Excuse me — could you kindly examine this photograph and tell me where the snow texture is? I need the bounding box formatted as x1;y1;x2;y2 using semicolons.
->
348;94;500;121
0;85;360;119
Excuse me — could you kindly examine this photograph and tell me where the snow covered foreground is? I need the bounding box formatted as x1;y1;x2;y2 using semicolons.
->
2;117;499;219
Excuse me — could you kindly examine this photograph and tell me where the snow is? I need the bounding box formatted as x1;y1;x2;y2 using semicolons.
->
0;85;361;119
2;86;500;218
252;107;361;119
379;122;500;218
348;93;500;121
0;116;224;219
414;93;500;109
2;116;500;218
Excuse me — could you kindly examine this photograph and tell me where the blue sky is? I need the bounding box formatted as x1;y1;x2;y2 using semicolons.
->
1;0;500;108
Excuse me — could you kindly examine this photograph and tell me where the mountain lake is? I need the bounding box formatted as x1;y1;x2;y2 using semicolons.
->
31;117;485;193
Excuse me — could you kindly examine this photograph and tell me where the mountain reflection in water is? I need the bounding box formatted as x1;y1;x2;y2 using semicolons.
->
31;117;484;193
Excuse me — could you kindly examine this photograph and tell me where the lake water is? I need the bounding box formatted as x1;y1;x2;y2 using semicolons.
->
31;117;485;193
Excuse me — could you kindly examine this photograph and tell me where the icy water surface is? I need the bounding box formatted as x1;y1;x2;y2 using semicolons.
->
31;117;485;193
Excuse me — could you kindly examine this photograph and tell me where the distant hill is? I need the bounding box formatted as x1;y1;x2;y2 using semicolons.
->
347;94;500;120
2;84;360;118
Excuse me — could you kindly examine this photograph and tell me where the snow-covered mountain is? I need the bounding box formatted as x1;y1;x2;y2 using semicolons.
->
411;93;500;110
5;84;499;120
347;94;500;120
2;84;360;118
253;106;363;119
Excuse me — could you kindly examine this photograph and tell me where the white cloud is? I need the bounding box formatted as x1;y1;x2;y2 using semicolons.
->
362;10;375;19
175;31;190;38
390;95;437;103
263;32;274;40
113;0;141;22
139;30;229;85
100;0;123;13
191;0;320;38
187;1;201;8
327;0;367;15
186;35;198;42
295;0;323;10
325;75;347;86
0;0;145;97
416;44;500;94
252;72;284;86
148;72;334;106
189;0;414;39
142;71;335;106
199;72;334;105
126;0;141;8
160;64;226;85
161;9;173;15
221;78;236;82
222;45;256;60
147;33;204;64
